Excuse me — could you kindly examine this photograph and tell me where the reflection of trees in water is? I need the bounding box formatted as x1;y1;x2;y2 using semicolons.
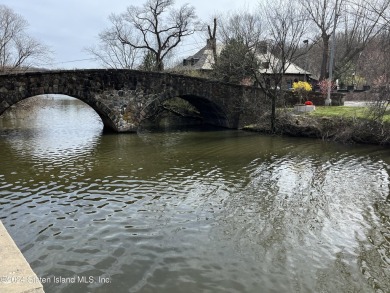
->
4;95;51;114
356;169;390;292
0;95;90;130
213;154;390;292
0;95;103;182
0;96;47;129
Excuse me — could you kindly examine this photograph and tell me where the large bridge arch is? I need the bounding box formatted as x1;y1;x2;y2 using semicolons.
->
179;94;229;127
140;93;230;128
2;92;119;132
0;71;122;131
0;69;266;132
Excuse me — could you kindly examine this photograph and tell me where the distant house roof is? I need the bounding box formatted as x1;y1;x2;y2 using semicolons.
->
174;39;222;71
257;52;311;76
174;39;311;77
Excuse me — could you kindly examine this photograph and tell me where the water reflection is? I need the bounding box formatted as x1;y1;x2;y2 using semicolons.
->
214;152;390;292
0;95;102;162
0;96;389;292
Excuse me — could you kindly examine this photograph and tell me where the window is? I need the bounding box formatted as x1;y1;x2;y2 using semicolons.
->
287;79;292;89
262;62;270;69
191;58;199;66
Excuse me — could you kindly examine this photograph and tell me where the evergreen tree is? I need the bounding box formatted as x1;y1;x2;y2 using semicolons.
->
212;38;258;84
139;51;157;71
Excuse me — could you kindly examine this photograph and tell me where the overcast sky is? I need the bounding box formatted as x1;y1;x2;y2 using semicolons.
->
2;0;258;69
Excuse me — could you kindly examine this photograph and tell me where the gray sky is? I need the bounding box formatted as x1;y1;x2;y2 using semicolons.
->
2;0;258;69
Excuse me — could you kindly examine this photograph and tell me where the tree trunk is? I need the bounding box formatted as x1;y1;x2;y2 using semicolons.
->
156;52;164;71
320;33;330;80
157;62;164;71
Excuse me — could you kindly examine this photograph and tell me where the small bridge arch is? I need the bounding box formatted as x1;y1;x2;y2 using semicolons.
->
0;69;265;132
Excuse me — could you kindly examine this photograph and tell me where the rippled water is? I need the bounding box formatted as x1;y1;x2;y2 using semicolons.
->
0;96;389;293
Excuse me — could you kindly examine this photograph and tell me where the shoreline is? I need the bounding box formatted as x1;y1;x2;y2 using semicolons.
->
0;221;44;293
243;114;390;146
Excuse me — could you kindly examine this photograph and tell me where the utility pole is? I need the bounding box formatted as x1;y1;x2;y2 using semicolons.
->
326;0;339;106
303;39;309;82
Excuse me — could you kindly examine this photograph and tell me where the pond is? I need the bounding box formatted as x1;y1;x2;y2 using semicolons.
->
0;95;389;292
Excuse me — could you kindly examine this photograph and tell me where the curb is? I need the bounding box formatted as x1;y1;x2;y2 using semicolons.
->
0;221;44;293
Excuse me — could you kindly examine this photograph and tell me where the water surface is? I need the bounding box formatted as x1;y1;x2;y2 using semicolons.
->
0;96;389;293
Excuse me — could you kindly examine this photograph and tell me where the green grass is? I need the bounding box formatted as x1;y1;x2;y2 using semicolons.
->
310;106;367;118
309;106;390;122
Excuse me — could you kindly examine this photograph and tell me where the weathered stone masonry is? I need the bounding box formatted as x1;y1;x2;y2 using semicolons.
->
0;69;266;132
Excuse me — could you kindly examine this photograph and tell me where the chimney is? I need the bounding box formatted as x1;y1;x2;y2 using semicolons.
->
206;38;216;49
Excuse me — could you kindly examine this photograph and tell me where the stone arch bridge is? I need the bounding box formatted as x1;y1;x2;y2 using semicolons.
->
0;69;266;132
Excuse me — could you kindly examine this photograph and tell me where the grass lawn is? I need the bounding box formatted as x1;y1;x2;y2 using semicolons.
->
309;106;390;122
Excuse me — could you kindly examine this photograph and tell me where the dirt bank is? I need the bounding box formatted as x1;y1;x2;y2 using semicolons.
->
244;113;390;145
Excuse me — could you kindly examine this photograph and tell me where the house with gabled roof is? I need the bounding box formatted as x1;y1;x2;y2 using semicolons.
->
174;39;221;71
174;39;314;89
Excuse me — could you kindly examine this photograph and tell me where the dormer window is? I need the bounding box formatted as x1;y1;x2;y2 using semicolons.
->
191;58;199;66
183;58;199;66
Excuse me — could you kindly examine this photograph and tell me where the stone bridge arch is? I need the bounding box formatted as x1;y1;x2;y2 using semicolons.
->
0;69;265;132
138;92;231;129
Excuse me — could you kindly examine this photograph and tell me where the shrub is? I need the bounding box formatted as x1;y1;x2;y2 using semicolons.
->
292;81;312;104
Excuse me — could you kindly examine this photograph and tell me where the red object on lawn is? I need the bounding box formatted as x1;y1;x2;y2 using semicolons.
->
305;101;313;105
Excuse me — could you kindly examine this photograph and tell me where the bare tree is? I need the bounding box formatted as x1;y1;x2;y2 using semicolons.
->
256;0;309;132
86;15;142;69
110;0;199;71
299;0;390;81
218;11;263;50
300;0;344;80
363;0;390;26
357;30;390;85
0;5;50;72
210;2;308;132
334;0;390;80
360;28;390;121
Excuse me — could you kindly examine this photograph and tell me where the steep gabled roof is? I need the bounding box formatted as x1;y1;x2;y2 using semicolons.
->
174;40;222;71
257;52;310;75
175;39;311;76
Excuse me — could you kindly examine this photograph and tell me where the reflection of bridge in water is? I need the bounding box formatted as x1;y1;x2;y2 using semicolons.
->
0;69;266;132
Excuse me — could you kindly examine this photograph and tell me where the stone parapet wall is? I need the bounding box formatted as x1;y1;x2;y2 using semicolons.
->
282;91;345;106
343;91;374;101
